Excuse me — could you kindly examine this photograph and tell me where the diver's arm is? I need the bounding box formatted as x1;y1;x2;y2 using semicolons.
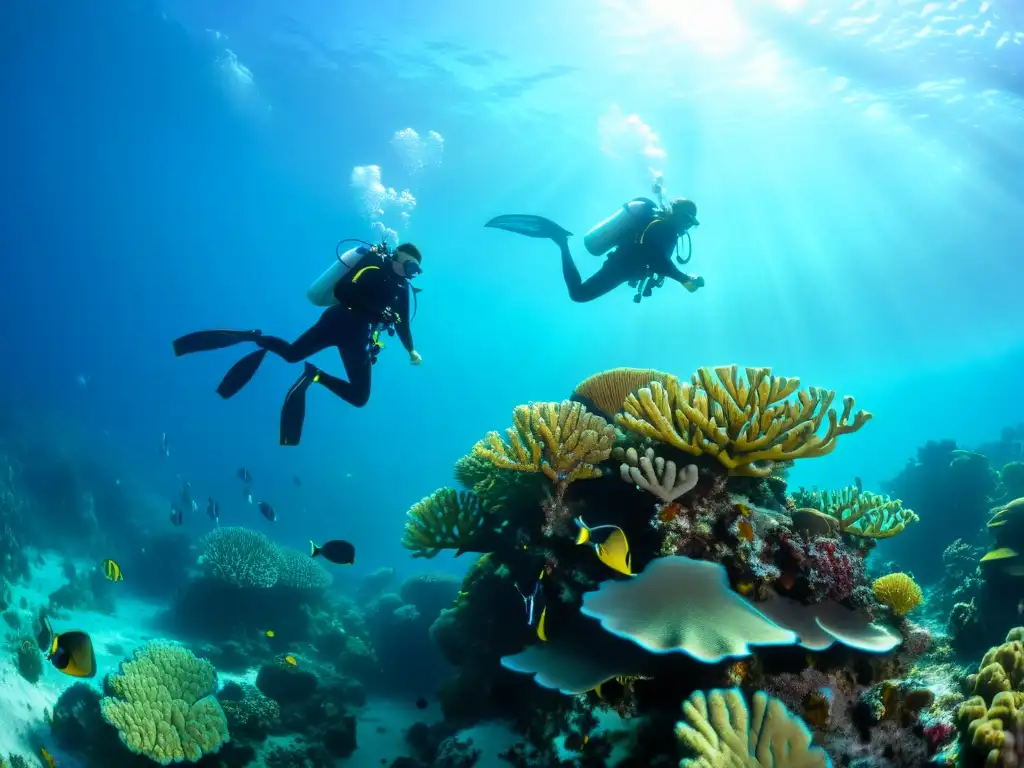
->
646;221;703;290
395;284;415;353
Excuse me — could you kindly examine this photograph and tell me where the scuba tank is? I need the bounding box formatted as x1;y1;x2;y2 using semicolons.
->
582;199;658;256
306;239;378;307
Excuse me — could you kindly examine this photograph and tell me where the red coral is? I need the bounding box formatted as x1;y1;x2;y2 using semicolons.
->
774;533;864;603
923;721;955;751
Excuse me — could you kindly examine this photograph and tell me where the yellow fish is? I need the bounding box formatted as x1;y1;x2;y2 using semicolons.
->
40;748;56;768
284;655;297;666
101;559;123;581
537;606;548;642
265;630;275;638
574;517;634;576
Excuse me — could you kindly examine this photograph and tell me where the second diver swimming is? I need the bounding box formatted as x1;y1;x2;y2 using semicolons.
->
173;240;424;446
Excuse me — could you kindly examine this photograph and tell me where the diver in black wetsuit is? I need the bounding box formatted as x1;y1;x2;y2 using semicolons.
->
486;195;704;304
172;242;423;446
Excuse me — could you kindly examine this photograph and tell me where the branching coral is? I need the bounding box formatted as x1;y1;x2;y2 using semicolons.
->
198;527;282;588
472;400;616;484
100;641;228;764
572;367;670;417
401;488;490;559
616;365;871;478
615;446;698;504
676;688;830;767
872;573;922;617
821;486;919;539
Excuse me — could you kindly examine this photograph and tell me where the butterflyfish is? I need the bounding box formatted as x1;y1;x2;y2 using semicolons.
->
48;627;97;678
574;517;634;576
101;559;123;581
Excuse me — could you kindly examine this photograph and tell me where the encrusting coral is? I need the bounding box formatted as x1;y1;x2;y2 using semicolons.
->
472;400;616;484
676;688;830;767
616;365;871;477
821;487;920;540
872;573;923;617
615;446;698;504
99;641;229;764
402;488;491;558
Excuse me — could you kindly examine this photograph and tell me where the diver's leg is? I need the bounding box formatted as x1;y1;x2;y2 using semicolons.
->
258;306;343;363
558;240;632;303
311;337;372;408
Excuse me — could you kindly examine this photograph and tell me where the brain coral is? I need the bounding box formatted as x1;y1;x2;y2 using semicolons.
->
100;641;229;764
199;527;282;588
277;546;333;589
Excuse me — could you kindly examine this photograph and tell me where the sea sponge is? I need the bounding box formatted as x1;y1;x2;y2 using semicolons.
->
580;556;798;662
572;367;669;417
401;488;491;559
872;573;923;617
616;365;871;478
676;688;830;767
276;547;332;590
198;527;282;588
472;400;616;484
823;487;919;539
100;641;229;764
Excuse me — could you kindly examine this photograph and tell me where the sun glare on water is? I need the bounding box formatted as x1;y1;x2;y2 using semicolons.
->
639;0;751;54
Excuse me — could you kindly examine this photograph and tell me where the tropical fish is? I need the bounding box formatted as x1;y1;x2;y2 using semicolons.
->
574;517;634;576
593;674;653;699
258;501;276;522
265;630;275;638
310;539;355;565
206;497;220;525
190;499;199;515
40;748;56;768
283;655;297;666
101;559;123;581
237;467;252;483
41;618;96;679
169;505;183;526
513;568;547;640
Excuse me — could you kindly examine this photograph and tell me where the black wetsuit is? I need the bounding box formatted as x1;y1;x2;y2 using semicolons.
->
258;248;413;407
559;218;693;303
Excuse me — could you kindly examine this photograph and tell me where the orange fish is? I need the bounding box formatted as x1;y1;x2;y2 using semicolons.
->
736;519;754;542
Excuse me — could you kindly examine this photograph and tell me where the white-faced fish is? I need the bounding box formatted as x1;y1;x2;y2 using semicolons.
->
310;539;355;565
258;501;276;522
574;516;634;577
101;559;123;581
169;505;183;526
237;467;252;483
38;617;96;678
206;497;220;525
160;432;170;458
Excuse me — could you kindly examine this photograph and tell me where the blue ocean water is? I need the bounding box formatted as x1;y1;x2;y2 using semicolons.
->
2;0;1023;618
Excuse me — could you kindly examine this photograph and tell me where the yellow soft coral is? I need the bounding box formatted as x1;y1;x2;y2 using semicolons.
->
401;488;490;559
100;641;228;765
573;367;669;417
823;487;919;539
676;688;829;767
472;400;616;484
872;573;923;616
617;365;871;478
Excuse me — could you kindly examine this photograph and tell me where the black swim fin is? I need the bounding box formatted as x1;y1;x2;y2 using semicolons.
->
484;215;573;241
173;330;261;357
280;362;318;447
217;349;268;399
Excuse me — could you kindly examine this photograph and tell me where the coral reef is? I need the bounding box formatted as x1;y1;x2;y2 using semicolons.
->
99;641;229;764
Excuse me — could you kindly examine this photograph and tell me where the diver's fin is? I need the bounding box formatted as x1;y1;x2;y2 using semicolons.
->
280;363;317;447
216;349;268;399
172;330;261;357
484;215;573;241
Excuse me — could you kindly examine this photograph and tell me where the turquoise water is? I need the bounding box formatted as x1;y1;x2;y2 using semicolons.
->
2;0;1022;579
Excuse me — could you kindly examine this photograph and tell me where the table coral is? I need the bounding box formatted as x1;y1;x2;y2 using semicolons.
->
473;400;616;484
676;688;830;767
616;365;871;478
99;641;229;764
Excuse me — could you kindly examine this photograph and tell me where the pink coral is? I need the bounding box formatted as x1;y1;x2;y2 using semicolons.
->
776;534;864;603
923;721;955;751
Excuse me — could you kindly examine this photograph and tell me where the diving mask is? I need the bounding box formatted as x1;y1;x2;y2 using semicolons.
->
398;256;422;278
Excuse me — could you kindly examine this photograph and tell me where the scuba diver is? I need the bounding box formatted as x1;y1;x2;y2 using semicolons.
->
172;240;423;446
485;179;704;304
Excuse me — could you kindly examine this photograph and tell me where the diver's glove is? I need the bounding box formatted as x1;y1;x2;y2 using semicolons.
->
682;275;705;293
409;350;422;366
